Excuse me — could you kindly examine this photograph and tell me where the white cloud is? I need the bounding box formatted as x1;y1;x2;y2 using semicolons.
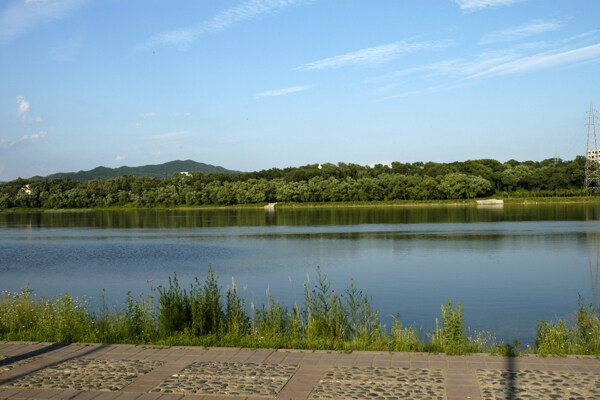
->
480;20;562;44
184;112;191;117
296;40;452;71
472;43;600;78
28;130;46;140
455;0;523;12
136;0;308;50
140;112;155;118
0;0;88;42
257;85;311;97
33;116;43;123
152;130;191;139
1;130;47;149
16;95;30;117
115;155;125;162
133;122;142;127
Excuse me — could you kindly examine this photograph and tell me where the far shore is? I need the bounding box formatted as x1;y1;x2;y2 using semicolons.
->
2;195;600;213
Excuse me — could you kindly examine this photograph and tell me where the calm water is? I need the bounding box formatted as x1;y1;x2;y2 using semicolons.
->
1;204;600;345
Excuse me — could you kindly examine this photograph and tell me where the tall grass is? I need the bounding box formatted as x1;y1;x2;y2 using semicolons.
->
534;295;600;356
1;269;598;355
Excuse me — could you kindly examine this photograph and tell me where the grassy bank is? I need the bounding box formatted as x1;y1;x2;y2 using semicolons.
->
3;195;600;213
1;268;598;356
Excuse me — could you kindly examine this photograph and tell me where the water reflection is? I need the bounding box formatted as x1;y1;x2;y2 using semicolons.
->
2;203;600;229
1;203;599;345
587;232;600;303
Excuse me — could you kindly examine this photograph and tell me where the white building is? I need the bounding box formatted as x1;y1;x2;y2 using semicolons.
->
587;149;600;162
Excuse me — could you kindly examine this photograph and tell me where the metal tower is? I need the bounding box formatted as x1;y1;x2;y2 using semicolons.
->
585;102;600;190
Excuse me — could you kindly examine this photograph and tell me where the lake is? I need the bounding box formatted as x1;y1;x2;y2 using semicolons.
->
1;203;599;346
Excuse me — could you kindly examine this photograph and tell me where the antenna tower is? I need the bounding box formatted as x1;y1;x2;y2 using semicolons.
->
585;102;600;190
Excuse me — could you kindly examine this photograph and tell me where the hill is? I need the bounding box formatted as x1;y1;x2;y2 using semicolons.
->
33;160;238;181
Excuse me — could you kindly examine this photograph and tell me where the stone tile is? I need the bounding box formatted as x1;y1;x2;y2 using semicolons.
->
33;389;63;399
297;354;321;366
71;391;102;400
0;354;42;375
429;361;448;369
92;393;121;400
466;362;486;369
309;367;445;400
151;361;297;397
477;368;600;399
156;394;183;400
135;394;162;400
53;390;82;399
0;388;25;399
10;388;47;399
410;360;429;369
0;359;163;392
113;393;141;400
226;350;253;364
245;350;274;364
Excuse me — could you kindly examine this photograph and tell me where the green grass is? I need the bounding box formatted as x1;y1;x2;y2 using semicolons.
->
4;195;600;213
1;269;599;356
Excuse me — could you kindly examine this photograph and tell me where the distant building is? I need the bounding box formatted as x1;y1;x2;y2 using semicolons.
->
21;184;31;195
587;149;600;162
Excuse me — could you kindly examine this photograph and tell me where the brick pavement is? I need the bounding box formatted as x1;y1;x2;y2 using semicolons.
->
0;342;599;400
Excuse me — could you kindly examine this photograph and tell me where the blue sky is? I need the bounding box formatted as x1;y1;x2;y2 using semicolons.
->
1;0;600;180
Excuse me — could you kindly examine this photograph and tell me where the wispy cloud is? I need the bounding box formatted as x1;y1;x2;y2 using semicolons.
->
16;96;30;118
376;37;600;98
0;0;88;42
472;43;600;77
115;155;125;162
136;0;307;50
257;85;311;97
152;130;191;139
455;0;523;12
1;130;47;150
296;40;452;71
369;49;519;83
140;112;155;118
480;20;562;44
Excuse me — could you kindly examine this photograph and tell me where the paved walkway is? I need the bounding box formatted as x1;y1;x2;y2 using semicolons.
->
0;342;599;400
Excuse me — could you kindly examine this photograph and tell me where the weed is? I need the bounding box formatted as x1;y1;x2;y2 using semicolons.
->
2;269;598;356
441;301;467;355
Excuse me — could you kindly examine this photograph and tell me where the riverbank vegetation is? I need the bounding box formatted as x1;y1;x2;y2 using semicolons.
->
1;269;598;356
0;157;593;210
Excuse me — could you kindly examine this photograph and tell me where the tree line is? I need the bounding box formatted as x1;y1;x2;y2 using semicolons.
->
0;157;590;209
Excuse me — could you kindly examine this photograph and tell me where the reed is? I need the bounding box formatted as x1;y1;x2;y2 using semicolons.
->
1;270;598;355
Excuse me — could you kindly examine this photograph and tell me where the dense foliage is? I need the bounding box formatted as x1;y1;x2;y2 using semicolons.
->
0;157;588;209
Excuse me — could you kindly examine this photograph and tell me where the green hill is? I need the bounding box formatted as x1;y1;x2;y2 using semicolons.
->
33;160;238;181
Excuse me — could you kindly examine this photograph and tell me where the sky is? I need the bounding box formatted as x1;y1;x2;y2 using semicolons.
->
1;0;600;180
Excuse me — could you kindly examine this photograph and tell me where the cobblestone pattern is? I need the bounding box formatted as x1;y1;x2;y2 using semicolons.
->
309;366;446;400
477;369;600;400
0;355;39;374
152;361;297;397
0;358;163;392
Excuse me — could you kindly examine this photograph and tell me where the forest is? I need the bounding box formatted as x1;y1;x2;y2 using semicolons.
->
0;157;591;209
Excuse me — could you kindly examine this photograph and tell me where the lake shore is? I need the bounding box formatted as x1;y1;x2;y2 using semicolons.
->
2;195;600;213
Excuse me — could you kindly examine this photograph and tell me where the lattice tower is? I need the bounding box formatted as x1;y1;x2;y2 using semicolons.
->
585;102;600;190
